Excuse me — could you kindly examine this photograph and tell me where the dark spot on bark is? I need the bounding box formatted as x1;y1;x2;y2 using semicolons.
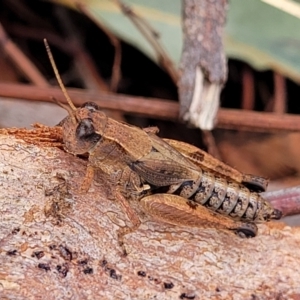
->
109;269;121;280
12;227;20;234
101;260;108;267
49;244;57;250
59;245;72;261
137;271;146;277
164;282;174;289
83;267;93;274
32;251;44;259
78;259;88;265
56;263;69;278
38;263;51;271
6;250;17;256
180;293;196;299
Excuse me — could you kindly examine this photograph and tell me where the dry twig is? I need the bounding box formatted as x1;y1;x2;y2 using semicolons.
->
54;6;110;92
1;83;300;132
0;23;49;87
114;0;179;84
77;2;122;92
263;187;300;217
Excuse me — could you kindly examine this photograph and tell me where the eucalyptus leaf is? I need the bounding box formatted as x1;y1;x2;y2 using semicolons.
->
54;0;300;82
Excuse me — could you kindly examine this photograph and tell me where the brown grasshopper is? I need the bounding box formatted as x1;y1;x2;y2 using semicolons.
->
44;40;282;249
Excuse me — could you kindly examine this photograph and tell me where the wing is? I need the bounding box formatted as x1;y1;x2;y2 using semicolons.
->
163;139;268;192
148;133;200;171
131;150;200;187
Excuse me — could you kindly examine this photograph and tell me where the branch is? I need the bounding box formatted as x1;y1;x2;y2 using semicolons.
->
114;0;179;84
77;2;122;92
1;83;300;132
179;0;228;130
263;187;300;217
0;23;49;87
0;134;299;298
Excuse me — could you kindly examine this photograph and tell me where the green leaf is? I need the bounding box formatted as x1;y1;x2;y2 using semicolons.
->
63;0;183;65
55;0;300;82
226;0;300;82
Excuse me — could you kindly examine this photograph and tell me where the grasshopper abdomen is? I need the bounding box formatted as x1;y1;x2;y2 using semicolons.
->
160;169;282;223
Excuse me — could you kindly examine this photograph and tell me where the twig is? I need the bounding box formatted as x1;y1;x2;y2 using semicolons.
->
242;66;255;110
8;24;73;55
54;6;110;92
77;2;122;92
0;82;177;119
273;72;286;113
263;186;300;217
114;0;179;84
7;23;110;92
216;109;300;132
4;0;51;29
1;83;300;132
0;23;49;87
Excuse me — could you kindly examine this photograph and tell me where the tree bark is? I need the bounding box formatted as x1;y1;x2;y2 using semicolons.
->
0;134;299;299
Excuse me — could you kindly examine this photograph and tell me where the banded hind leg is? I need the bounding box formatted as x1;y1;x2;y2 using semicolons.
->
139;194;258;237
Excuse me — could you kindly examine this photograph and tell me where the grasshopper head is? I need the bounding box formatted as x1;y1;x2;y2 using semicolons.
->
44;39;107;155
61;102;107;155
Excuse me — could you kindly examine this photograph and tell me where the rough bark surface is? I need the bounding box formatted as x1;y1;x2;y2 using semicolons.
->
0;135;300;300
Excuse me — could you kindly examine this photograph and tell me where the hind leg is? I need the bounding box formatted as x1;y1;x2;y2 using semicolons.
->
140;194;258;237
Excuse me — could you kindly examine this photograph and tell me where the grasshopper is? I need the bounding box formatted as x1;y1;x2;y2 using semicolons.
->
44;40;282;249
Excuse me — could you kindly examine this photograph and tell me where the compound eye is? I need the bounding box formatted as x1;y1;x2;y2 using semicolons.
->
76;119;101;144
76;118;97;139
81;102;100;112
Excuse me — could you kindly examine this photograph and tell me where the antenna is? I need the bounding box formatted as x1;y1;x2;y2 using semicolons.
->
44;39;77;113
